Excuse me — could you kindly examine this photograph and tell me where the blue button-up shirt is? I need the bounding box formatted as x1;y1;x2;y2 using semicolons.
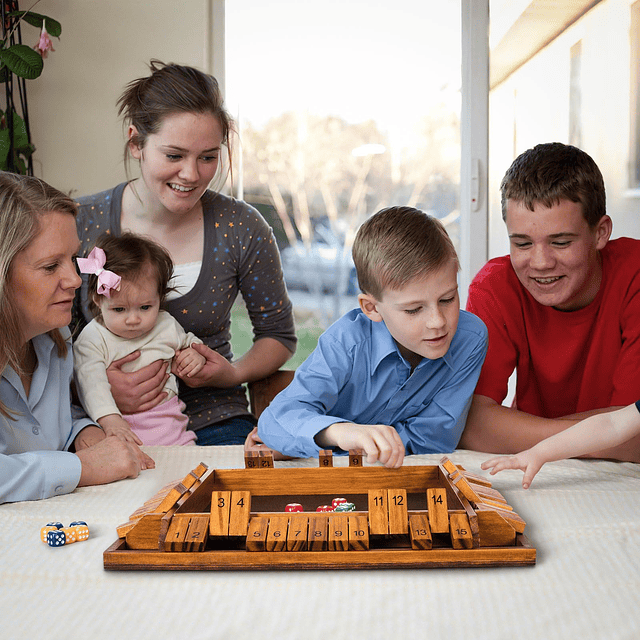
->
0;329;93;504
258;308;488;458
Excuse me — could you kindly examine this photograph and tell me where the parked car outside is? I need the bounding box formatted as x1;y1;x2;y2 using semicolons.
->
280;225;358;296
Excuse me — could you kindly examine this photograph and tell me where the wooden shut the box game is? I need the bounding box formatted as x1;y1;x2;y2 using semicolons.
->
103;452;536;570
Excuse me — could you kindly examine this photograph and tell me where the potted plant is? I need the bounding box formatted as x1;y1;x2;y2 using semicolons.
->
0;1;60;174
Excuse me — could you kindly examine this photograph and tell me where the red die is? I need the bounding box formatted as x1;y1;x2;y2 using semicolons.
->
332;497;348;508
285;503;304;513
316;505;334;512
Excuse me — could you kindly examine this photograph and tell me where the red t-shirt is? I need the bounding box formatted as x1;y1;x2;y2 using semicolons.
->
466;238;640;418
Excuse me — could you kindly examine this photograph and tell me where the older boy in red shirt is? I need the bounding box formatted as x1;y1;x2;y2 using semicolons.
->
463;142;640;462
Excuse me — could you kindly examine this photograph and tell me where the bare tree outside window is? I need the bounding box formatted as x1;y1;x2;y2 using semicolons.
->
226;0;461;361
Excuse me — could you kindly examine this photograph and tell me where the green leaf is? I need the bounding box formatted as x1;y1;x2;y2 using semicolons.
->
15;141;35;159
10;110;31;150
7;11;62;38
0;110;34;173
0;126;10;170
0;44;43;79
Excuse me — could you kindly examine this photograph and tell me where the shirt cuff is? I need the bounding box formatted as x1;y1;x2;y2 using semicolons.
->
37;450;82;498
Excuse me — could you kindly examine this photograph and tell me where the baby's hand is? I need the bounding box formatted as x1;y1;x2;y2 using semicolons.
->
97;414;143;446
319;423;405;468
174;347;206;378
480;450;543;489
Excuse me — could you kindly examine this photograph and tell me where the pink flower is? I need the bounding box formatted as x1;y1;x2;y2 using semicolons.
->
34;23;55;59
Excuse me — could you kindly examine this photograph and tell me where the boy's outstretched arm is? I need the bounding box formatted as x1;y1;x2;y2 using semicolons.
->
481;403;640;488
461;394;577;453
315;423;405;468
480;450;546;489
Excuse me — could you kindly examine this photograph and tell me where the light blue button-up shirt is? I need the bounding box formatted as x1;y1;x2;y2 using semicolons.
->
258;308;488;458
0;329;93;504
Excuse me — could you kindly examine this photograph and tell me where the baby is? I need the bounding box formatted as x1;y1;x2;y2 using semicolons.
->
73;232;205;446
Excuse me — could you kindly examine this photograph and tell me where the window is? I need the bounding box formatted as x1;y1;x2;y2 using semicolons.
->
226;0;464;340
630;1;640;189
569;40;582;148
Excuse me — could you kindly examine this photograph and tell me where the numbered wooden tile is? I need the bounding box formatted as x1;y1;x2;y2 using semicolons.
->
246;516;269;552
368;489;389;535
348;450;363;467
450;513;474;549
328;515;349;551
184;515;209;552
286;514;308;551
258;450;274;468
409;513;432;550
348;515;369;551
229;491;251;536
210;490;231;536
266;515;289;552
244;451;260;469
451;474;481;505
287;513;309;551
319;450;333;467
387;488;408;535
427;488;449;533
164;514;191;552
308;516;328;551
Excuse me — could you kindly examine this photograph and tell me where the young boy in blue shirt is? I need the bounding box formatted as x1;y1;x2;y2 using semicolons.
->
256;206;488;467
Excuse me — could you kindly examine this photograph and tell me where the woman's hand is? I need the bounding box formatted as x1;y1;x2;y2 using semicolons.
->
172;343;241;389
72;425;105;451
76;436;155;487
106;351;169;413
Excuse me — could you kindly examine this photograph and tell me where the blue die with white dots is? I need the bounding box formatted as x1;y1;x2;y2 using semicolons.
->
40;522;63;543
47;530;66;547
41;521;90;547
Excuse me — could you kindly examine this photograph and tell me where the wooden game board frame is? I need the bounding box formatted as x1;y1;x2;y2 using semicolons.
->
104;456;536;571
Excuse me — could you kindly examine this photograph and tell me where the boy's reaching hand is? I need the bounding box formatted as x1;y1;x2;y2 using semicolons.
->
174;347;207;378
317;423;405;468
480;450;545;489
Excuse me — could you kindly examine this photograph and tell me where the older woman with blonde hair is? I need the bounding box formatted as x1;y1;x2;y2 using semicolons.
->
0;172;152;504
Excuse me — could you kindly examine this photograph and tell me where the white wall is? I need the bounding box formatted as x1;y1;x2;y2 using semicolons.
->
25;0;219;198
489;0;640;259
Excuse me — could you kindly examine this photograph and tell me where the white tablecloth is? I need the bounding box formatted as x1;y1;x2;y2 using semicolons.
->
2;446;640;640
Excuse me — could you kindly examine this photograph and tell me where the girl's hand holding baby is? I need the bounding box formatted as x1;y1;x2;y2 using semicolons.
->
173;343;240;388
174;347;206;378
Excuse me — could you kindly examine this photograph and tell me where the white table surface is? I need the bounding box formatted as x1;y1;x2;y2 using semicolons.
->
2;445;640;640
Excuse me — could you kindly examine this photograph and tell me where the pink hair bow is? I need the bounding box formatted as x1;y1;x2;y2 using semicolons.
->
77;247;121;298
